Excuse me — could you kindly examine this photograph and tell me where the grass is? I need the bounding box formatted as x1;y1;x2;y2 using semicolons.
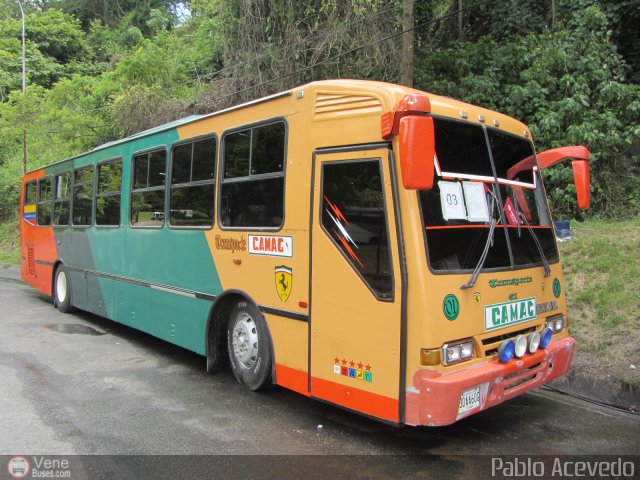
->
0;216;638;385
559;218;640;387
0;216;19;265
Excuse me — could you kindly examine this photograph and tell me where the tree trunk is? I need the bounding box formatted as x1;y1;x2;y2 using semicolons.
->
458;0;464;39
400;0;414;87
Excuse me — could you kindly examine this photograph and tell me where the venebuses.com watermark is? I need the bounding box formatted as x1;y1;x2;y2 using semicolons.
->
492;457;636;478
7;456;71;479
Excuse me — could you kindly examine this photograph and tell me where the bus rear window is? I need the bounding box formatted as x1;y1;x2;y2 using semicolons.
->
24;181;37;205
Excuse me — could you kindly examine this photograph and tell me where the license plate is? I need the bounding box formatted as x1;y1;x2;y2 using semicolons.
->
458;386;481;414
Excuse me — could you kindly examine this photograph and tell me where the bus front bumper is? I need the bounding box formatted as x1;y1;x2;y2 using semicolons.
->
405;336;575;426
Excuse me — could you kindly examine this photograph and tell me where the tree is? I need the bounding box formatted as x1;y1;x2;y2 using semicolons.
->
416;3;640;218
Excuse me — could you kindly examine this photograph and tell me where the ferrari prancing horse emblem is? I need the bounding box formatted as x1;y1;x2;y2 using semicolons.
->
473;292;481;305
275;265;292;303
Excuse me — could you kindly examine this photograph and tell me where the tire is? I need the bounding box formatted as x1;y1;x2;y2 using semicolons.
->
54;265;74;313
227;300;273;391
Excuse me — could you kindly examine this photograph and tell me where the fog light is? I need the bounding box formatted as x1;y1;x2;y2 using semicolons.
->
539;327;553;349
514;334;527;358
498;340;515;363
527;332;541;353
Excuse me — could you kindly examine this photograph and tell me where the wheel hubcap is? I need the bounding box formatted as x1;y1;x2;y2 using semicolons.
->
56;271;67;304
231;313;259;369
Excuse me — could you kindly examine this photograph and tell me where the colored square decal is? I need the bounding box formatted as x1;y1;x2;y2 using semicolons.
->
333;365;341;375
341;366;348;376
348;368;356;378
364;372;373;382
356;370;364;380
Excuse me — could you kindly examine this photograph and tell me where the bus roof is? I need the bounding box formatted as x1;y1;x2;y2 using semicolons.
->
26;79;530;174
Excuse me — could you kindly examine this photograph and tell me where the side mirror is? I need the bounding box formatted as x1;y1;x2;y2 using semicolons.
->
536;146;591;210
507;146;591;210
399;115;435;190
381;93;435;190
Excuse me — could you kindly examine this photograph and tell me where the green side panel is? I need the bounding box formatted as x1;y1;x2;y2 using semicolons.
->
97;277;115;318
47;127;222;355
151;290;211;355
115;282;151;331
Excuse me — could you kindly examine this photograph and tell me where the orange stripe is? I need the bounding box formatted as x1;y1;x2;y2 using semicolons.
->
311;377;399;423
275;364;310;396
426;225;552;230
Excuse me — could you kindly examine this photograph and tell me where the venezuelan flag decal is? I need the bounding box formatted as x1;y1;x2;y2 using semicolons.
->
23;204;36;225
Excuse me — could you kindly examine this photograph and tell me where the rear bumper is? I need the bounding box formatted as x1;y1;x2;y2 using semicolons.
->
405;336;575;426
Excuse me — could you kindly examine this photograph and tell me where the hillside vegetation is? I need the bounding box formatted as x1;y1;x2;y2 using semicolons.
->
560;219;640;387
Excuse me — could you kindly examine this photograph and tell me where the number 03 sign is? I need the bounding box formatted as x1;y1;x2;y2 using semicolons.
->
439;181;467;220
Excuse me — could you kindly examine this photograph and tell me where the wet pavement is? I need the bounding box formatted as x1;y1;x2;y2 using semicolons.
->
1;266;639;478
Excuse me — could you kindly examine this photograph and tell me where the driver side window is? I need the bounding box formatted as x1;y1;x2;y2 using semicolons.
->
320;159;393;300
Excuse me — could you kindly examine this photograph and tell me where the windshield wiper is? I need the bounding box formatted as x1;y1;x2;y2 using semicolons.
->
461;190;498;290
518;212;551;277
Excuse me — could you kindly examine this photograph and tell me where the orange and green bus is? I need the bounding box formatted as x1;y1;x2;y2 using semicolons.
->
20;79;590;426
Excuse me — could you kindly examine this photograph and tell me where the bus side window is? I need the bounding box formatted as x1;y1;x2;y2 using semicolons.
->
24;181;37;205
53;172;71;226
220;121;285;228
131;149;166;227
37;177;53;226
96;158;122;227
321;159;393;300
72;166;94;226
169;136;216;227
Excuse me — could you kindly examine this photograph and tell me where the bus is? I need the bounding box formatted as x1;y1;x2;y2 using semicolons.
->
20;79;590;426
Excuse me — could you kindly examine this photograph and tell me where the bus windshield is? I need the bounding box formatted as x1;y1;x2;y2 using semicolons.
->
419;117;558;272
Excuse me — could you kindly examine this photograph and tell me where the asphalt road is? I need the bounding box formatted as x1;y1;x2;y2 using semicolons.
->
1;265;639;479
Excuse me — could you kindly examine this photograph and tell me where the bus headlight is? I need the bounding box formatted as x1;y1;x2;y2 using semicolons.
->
546;314;566;333
441;339;474;366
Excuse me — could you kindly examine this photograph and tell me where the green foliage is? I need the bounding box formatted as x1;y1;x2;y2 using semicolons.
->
560;219;640;372
0;216;19;264
50;0;184;35
417;3;640;219
0;0;638;224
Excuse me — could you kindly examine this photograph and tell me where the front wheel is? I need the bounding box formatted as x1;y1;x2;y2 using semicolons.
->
227;301;273;390
54;265;74;313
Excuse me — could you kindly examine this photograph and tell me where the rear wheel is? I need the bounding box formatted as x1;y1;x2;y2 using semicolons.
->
54;265;74;313
227;301;272;390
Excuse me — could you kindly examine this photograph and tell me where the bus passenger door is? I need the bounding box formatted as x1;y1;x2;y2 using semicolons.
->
310;146;404;424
